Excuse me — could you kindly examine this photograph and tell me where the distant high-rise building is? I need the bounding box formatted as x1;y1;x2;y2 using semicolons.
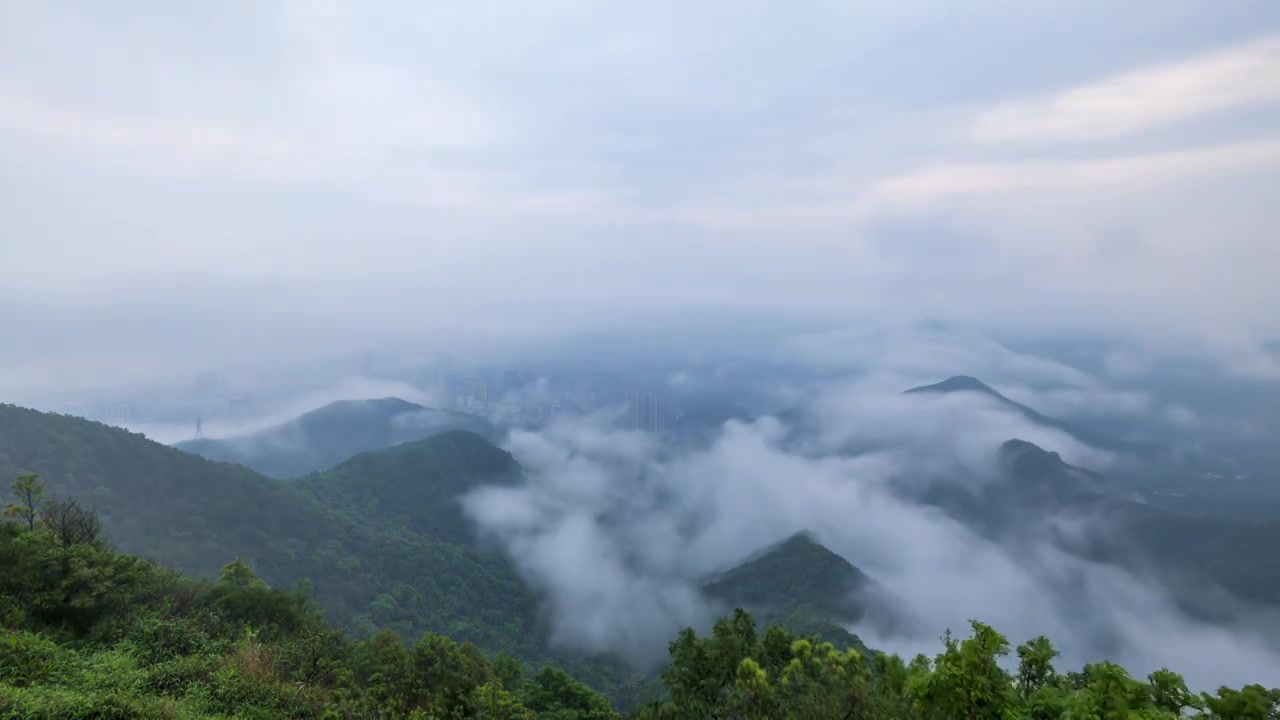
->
465;378;488;410
625;390;667;432
93;400;131;426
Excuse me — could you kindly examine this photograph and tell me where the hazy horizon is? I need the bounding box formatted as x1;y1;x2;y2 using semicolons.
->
3;1;1280;403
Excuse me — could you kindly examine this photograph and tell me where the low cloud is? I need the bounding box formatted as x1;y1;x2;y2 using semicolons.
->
123;376;435;445
463;352;1280;688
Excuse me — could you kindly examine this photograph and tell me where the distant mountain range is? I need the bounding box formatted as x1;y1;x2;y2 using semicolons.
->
904;375;1164;457
4;380;1280;698
913;430;1280;618
174;397;498;478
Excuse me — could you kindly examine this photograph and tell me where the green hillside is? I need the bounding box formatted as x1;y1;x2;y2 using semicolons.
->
174;397;498;478
3;404;1278;717
0;404;538;655
5;508;1275;718
297;429;520;544
0;518;616;719
705;533;872;655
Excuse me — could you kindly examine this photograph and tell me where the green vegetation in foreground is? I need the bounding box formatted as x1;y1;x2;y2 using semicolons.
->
0;475;615;719
4;475;1278;719
0;404;647;700
0;405;545;656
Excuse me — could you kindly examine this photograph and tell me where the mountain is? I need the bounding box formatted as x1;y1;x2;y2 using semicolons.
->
904;376;1161;456
174;397;499;478
915;433;1280;616
298;429;521;544
705;532;871;620
705;532;874;652
0;403;539;656
995;439;1112;510
912;437;1115;538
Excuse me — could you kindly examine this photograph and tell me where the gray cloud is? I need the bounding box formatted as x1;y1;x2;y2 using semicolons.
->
3;2;1280;398
123;375;436;444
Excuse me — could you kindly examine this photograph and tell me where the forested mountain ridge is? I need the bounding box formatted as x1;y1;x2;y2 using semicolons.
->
298;429;521;544
0;404;542;658
904;376;1162;457
6;400;1280;717
916;433;1280;617
705;532;873;619
704;533;876;654
0;512;617;718
4;497;1277;718
174;397;498;478
994;439;1280;610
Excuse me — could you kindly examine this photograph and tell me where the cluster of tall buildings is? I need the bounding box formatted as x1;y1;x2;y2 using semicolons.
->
440;368;537;412
625;391;668;432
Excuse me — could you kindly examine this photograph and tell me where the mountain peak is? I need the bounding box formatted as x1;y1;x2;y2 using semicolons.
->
904;375;1002;397
995;439;1104;506
175;397;498;478
332;429;516;475
301;397;426;422
704;532;874;651
301;430;519;543
998;438;1067;474
706;532;870;611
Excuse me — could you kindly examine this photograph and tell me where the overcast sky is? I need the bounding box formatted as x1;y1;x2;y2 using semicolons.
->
3;1;1280;397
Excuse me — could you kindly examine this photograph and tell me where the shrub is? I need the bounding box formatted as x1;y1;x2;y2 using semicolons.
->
0;630;65;687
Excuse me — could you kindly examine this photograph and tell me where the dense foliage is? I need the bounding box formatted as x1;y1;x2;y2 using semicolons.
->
0;493;616;719
0;406;641;697
3;475;1278;718
704;533;872;655
638;610;1280;720
5;403;1280;718
0;406;544;654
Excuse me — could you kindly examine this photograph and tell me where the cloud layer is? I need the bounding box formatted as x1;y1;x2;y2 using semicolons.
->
463;368;1280;689
2;2;1279;399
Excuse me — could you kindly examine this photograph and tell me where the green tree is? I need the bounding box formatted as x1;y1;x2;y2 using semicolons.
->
493;651;524;691
352;629;417;715
4;473;45;532
1201;684;1280;719
521;666;619;720
773;639;873;720
473;680;536;720
907;621;1017;720
1061;661;1163;720
411;632;495;715
729;656;776;720
662;608;762;718
1017;636;1058;697
1147;668;1198;716
208;558;310;632
219;557;265;587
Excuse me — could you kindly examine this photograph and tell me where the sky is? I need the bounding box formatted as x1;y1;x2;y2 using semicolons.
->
3;1;1280;397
